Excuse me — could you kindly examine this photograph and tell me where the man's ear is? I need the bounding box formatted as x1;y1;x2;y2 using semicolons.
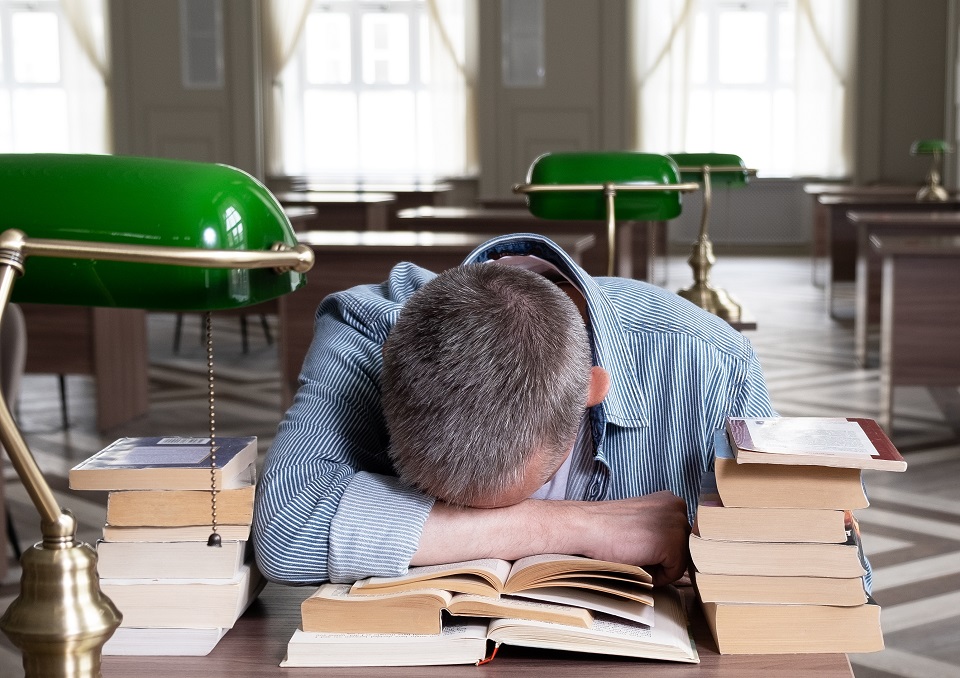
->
586;366;611;407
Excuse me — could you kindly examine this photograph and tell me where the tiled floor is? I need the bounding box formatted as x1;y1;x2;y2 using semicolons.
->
2;254;959;677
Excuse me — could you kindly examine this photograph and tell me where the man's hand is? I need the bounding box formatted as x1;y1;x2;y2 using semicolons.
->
560;492;690;586
413;491;690;586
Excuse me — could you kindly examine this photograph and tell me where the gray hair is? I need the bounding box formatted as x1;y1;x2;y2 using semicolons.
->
381;263;592;506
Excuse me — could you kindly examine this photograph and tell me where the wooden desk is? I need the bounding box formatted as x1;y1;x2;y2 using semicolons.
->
818;195;960;316
871;233;960;432
100;582;854;677
278;230;596;408
395;206;663;281
275;192;396;231
848;211;960;367
277;181;455;228
20;304;148;432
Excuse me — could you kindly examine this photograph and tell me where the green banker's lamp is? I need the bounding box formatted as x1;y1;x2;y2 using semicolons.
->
668;153;755;324
0;154;314;678
513;152;699;276
911;139;952;202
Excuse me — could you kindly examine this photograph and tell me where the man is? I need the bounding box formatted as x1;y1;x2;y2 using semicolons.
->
254;233;776;586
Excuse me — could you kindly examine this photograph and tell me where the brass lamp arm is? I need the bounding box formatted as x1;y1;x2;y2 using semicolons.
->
0;229;314;274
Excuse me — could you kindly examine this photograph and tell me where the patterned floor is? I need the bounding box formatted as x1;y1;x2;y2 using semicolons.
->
2;254;959;677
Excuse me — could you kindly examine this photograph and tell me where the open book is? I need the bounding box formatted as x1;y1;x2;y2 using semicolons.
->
283;586;698;667
350;554;654;605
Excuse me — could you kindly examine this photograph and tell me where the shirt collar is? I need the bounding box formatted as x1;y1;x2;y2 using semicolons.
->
462;233;649;428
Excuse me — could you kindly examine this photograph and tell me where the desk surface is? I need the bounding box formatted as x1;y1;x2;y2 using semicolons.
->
818;194;960;206
101;583;854;677
871;233;960;255
398;206;534;220
295;229;595;254
275;191;397;205
849;210;960;225
803;183;920;196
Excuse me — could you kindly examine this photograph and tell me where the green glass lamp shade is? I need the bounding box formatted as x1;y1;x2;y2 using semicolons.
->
525;152;684;221
0;154;305;311
910;139;952;156
667;153;749;186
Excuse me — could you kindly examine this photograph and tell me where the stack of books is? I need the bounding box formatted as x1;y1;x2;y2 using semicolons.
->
280;555;700;667
691;416;907;654
68;436;265;656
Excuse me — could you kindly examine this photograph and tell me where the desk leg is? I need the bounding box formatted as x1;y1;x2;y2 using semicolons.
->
92;308;149;432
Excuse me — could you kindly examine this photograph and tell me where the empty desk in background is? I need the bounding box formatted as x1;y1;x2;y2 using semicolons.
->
99;582;855;677
848;210;960;367
20;304;148;432
870;234;960;432
278;230;595;408
395;206;661;281
278;180;454;227
818;195;960;317
274;192;396;231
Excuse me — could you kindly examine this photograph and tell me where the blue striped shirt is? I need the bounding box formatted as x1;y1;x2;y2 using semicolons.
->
254;233;777;585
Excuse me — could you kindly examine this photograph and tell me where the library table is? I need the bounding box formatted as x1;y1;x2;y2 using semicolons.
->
277;230;596;408
870;233;960;432
100;582;855;677
847;210;960;367
274;192;397;231
818;194;960;317
395;205;664;280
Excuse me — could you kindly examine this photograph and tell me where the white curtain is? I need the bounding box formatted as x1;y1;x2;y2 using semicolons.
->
632;0;697;154
794;0;856;177
59;0;110;152
633;0;855;178
425;0;476;177
261;0;313;177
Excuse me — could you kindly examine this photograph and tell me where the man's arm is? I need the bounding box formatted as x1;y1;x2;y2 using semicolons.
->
413;491;690;586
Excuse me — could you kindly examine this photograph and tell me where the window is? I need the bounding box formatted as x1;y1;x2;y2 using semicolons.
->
280;0;471;183
634;0;854;178
0;0;108;154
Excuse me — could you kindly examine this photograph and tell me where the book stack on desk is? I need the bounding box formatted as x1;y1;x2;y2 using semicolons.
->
281;555;700;666
68;436;266;656
691;417;907;655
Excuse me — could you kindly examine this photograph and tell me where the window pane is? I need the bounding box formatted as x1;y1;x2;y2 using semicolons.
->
361;13;410;84
778;9;794;85
305;12;351;84
12;89;68;151
686;89;714;150
771;87;795;175
420;14;430;85
718;11;767;84
358;91;415;172
303;90;359;173
715;90;772;170
13;12;61;83
690;13;708;84
0;91;11;152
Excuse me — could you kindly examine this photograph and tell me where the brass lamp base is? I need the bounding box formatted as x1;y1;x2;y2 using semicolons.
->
677;237;743;323
1;524;121;678
677;281;743;323
917;182;949;202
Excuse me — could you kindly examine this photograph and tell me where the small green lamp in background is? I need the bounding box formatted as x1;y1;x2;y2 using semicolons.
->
514;151;699;276
910;139;952;201
0;154;313;678
668;153;755;324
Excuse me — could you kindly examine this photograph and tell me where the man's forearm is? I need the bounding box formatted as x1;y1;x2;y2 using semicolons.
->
412;492;690;586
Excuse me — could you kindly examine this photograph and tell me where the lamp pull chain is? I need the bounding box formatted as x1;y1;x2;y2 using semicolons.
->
205;311;221;548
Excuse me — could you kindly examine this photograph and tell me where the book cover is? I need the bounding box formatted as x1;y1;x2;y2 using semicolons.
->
105;479;255;527
726;417;907;471
69;436;257;491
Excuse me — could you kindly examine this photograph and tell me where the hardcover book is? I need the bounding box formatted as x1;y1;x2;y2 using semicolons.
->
701;597;883;654
692;570;868;606
713;431;869;509
69;436;258;491
105;474;255;527
726;417;907;471
282;586;698;667
695;471;848;543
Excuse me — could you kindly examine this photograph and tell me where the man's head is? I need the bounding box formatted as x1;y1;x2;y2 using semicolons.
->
381;263;595;507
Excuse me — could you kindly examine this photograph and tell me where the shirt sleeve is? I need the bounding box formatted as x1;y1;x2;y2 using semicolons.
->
253;267;437;585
